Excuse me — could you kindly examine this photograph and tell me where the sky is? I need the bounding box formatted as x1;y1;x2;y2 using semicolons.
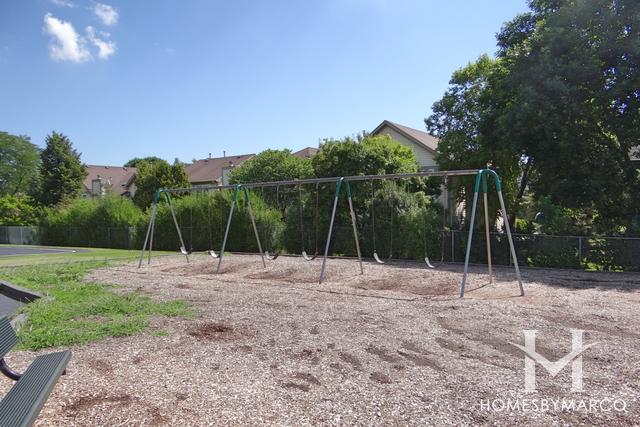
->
0;0;530;165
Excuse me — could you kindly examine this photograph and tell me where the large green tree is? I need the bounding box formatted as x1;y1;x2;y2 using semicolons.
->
228;149;314;184
39;132;87;206
132;159;190;208
496;0;640;230
124;156;165;168
312;134;419;178
0;132;40;196
427;0;640;233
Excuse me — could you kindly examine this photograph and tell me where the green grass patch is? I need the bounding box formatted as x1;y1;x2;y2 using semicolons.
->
0;246;173;268
0;261;191;350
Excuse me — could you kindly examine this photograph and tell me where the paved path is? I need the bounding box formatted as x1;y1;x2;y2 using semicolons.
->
0;246;86;256
0;294;21;317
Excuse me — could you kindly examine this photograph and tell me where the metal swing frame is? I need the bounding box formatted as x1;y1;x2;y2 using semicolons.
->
138;168;523;297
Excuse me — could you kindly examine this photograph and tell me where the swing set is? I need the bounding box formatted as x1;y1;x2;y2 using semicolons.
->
138;168;524;298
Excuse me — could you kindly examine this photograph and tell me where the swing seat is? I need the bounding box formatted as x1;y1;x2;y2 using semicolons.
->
180;246;193;255
425;257;436;269
208;250;219;258
265;251;280;260
302;251;317;261
373;251;386;264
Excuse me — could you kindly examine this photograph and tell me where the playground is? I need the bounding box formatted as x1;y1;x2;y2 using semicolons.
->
2;253;636;425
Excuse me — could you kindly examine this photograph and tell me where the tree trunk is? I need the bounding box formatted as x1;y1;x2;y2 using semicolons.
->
509;158;533;231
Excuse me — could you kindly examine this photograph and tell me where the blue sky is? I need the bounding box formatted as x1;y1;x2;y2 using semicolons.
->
0;0;529;165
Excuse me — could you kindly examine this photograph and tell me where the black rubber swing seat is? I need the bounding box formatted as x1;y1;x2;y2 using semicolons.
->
373;251;386;264
264;251;280;260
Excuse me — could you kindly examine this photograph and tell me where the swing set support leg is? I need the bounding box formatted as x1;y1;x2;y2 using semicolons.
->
216;185;240;274
460;173;480;298
138;202;157;268
482;174;493;284
166;192;189;263
345;182;363;275
243;187;266;268
148;205;156;265
460;170;524;298
319;178;343;284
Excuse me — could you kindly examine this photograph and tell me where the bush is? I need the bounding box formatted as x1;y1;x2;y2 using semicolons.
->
147;191;283;253
0;194;41;225
40;195;145;248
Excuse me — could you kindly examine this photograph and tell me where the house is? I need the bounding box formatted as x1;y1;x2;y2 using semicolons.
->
293;147;319;159
185;153;255;186
83;165;137;198
371;120;439;171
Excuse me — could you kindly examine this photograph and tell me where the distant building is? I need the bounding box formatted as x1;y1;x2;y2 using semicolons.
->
293;147;319;159
371;120;439;171
185;154;255;186
83;165;137;198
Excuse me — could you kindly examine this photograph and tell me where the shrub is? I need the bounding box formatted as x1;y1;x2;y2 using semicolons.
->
40;195;145;247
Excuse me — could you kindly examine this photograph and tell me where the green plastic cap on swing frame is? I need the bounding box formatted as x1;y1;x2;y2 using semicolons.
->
334;177;344;198
152;189;162;204
231;184;241;202
480;169;502;192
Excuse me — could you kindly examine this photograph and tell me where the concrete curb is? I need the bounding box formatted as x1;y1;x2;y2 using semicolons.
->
0;280;42;303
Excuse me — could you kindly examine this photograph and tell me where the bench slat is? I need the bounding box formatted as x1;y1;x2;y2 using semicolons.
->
0;317;18;359
0;350;71;427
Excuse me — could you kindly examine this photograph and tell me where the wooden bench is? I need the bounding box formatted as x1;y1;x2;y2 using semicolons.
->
0;316;70;427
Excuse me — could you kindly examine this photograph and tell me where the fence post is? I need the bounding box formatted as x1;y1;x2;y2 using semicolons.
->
578;236;583;267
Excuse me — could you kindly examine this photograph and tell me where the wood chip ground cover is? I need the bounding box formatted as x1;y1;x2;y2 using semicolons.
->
2;254;638;426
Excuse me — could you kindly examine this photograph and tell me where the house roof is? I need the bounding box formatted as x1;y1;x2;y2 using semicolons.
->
84;165;137;195
371;120;439;154
185;154;254;184
293;147;319;159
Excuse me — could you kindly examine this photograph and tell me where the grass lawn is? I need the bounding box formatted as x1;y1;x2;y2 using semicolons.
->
0;245;172;268
0;260;191;350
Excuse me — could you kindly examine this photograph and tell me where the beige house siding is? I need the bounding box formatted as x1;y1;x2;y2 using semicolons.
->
374;125;437;170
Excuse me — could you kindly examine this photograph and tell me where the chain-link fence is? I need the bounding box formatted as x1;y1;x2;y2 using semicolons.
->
1;225;639;271
0;226;140;249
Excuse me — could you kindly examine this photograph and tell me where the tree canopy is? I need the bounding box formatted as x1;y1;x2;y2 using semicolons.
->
427;0;640;233
124;156;165;168
312;134;419;178
0;132;40;196
132;159;190;208
39;132;87;206
228;149;313;184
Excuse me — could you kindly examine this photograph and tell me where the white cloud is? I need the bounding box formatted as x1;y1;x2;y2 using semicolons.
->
43;13;92;63
94;3;118;26
51;0;75;7
86;26;116;59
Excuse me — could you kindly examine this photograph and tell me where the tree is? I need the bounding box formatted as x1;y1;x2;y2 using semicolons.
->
132;159;190;208
492;0;640;232
0;132;40;196
124;156;165;168
39;132;87;206
0;194;41;225
228;149;314;184
312;134;419;178
425;56;524;227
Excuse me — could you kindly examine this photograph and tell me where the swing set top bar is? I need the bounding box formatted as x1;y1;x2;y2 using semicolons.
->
160;169;480;194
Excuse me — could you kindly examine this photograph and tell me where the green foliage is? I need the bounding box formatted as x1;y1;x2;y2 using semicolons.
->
39;132;87;206
124;156;165;168
149;191;283;253
0;194;41;225
312;134;419;178
40;195;145;247
0;261;190;350
496;0;640;227
0;132;40;196
228;149;314;184
132;159;190;208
